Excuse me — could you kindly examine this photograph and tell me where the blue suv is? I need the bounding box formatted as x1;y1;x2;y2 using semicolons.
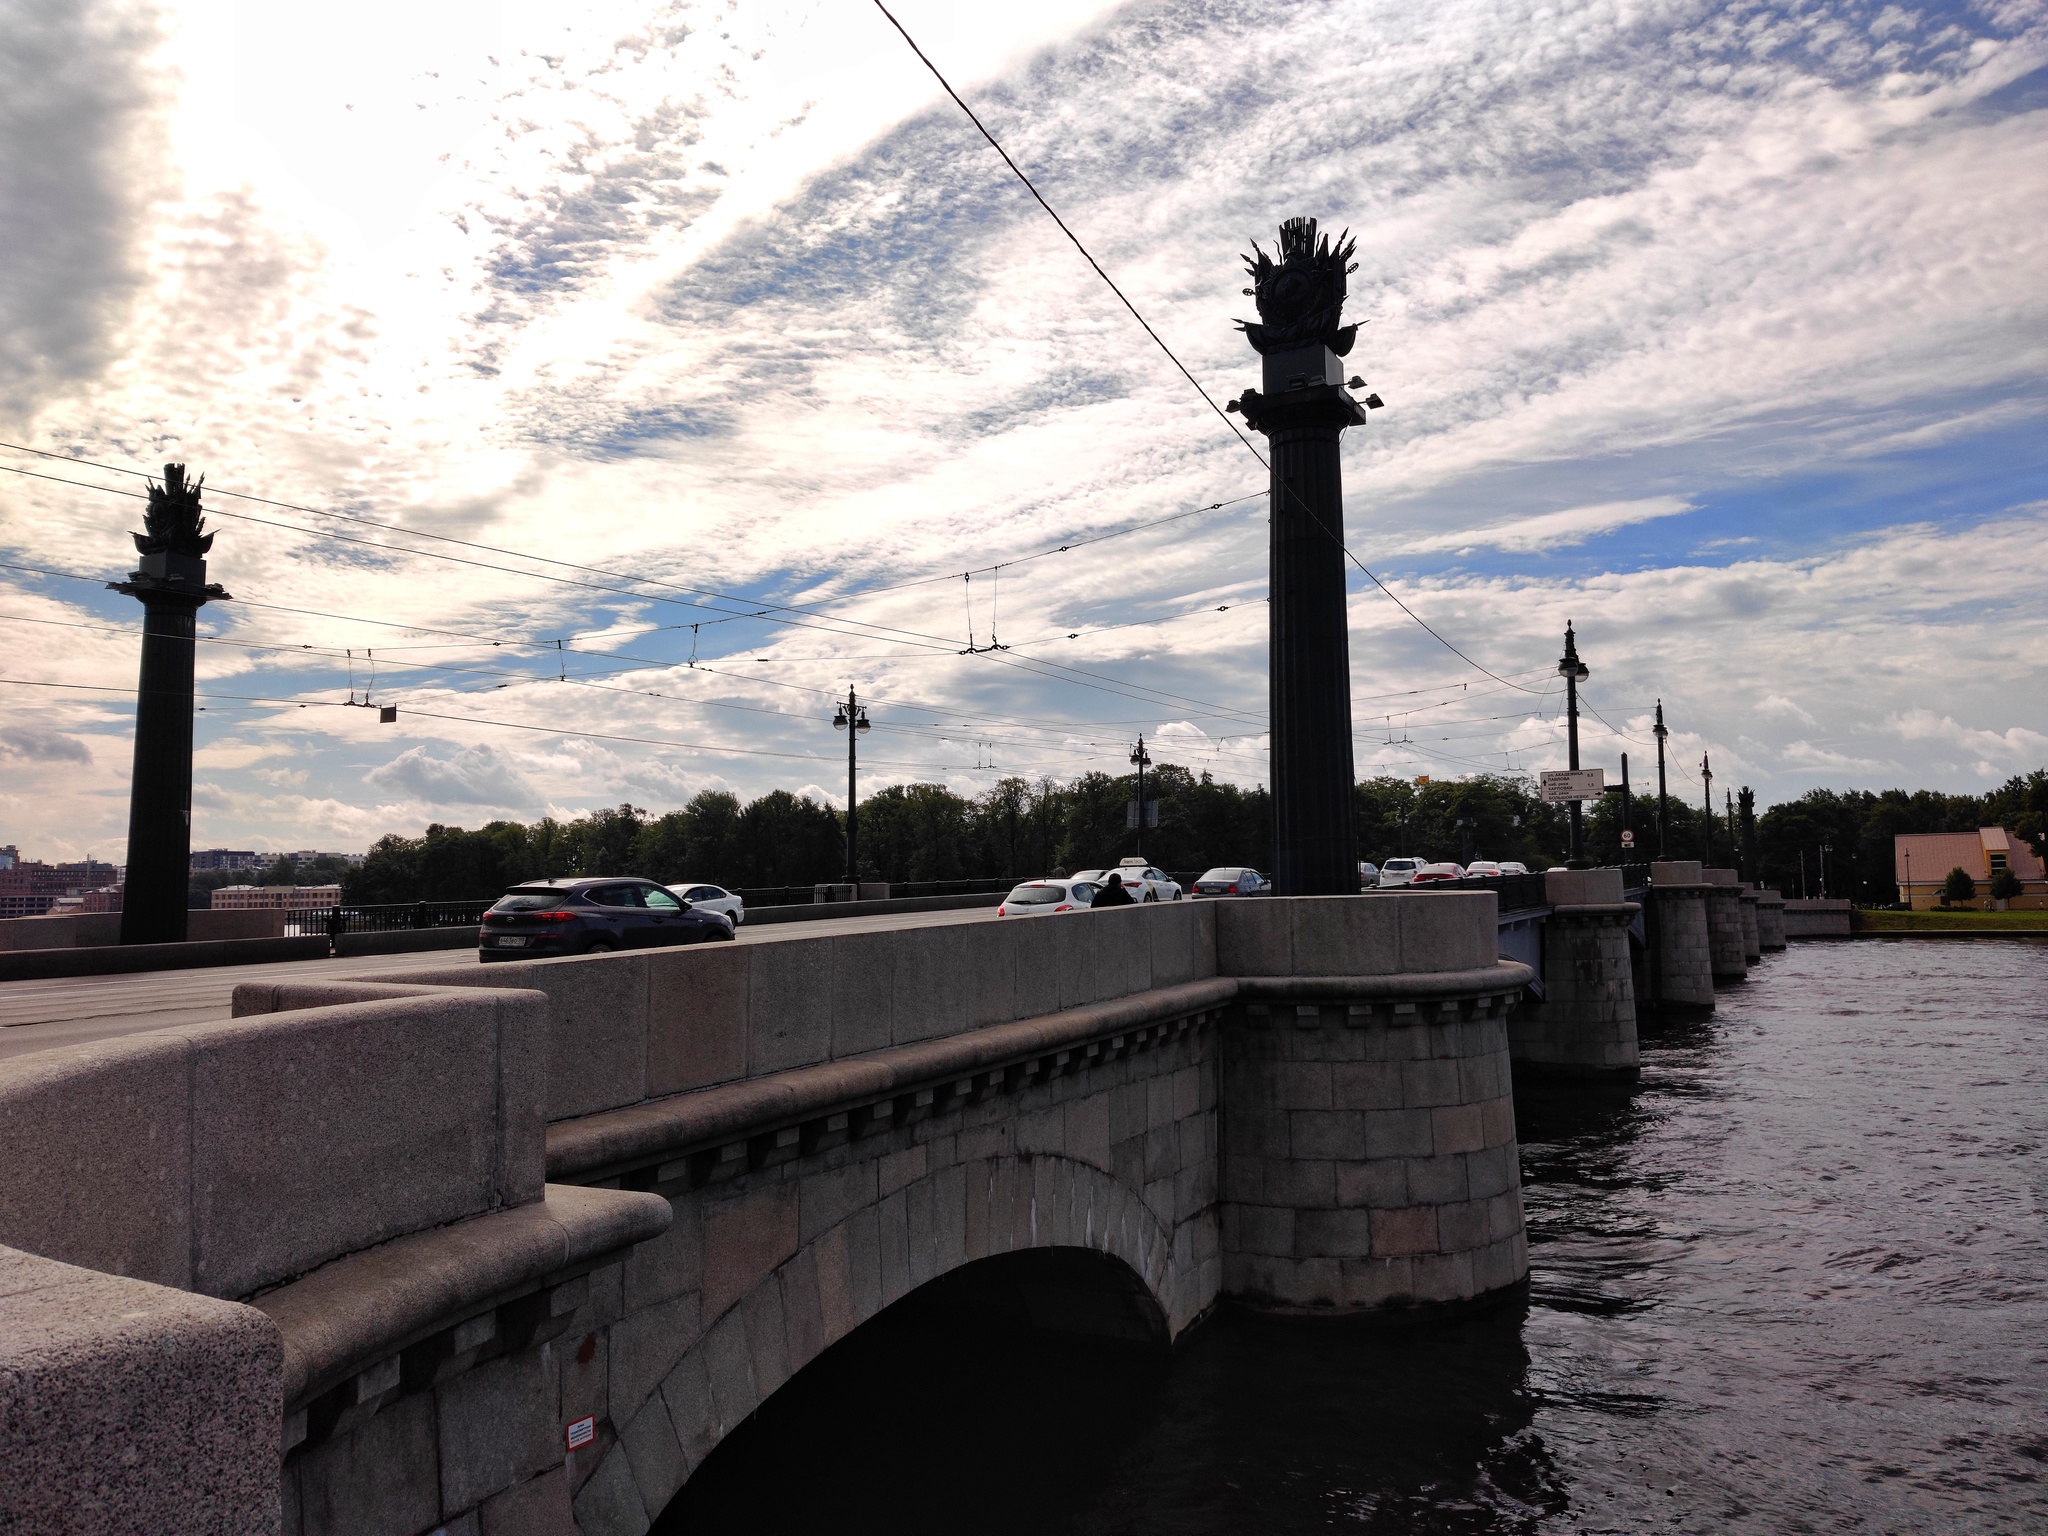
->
479;877;734;961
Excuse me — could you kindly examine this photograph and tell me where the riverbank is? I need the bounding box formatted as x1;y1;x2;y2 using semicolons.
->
1857;908;2048;936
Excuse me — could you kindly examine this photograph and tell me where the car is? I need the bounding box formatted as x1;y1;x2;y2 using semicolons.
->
1377;857;1423;888
1192;867;1270;897
1071;862;1183;902
479;877;734;960
996;878;1100;916
1496;861;1530;876
1466;861;1504;878
1410;862;1468;884
1358;861;1379;890
667;881;744;930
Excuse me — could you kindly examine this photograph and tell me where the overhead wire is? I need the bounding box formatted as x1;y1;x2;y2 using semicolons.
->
867;1;1544;696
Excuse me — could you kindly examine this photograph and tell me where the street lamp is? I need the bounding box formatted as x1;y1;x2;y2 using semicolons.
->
1129;735;1153;857
1557;623;1590;863
833;689;872;885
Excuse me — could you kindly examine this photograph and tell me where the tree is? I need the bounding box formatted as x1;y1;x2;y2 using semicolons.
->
1941;866;1976;905
1989;867;2023;901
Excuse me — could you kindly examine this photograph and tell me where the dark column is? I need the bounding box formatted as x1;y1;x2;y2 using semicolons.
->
833;689;870;884
1227;217;1379;897
111;466;227;946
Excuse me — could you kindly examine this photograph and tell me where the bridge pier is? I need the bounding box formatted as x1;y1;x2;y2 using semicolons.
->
1756;889;1787;951
1739;887;1762;964
1703;870;1749;981
1506;870;1640;1078
1640;863;1715;1015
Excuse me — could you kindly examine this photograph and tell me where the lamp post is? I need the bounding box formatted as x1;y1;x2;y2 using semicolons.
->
111;466;228;946
1700;752;1714;864
1129;735;1152;858
832;689;871;885
1558;623;1590;863
1226;217;1380;896
1653;701;1669;859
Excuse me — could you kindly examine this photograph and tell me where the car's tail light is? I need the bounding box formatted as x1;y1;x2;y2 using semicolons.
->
997;906;1007;915
531;910;578;922
1055;904;1072;912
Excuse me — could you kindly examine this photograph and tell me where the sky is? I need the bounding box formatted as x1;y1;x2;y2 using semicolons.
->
0;0;2044;863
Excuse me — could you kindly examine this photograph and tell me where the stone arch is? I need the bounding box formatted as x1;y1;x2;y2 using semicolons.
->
573;1152;1189;1534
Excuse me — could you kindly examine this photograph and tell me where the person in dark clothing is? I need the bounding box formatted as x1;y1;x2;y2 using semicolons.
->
1093;872;1135;908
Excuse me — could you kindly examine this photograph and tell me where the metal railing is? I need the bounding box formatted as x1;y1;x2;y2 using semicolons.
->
287;900;491;937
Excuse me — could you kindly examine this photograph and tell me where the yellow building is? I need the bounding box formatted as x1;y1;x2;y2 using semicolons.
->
209;883;343;912
1894;828;2047;910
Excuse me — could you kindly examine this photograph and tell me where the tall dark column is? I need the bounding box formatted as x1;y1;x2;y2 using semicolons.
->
110;466;228;946
1227;217;1381;896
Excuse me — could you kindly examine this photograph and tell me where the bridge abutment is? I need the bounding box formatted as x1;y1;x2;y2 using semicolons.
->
1641;865;1716;1015
1507;870;1641;1078
1216;896;1530;1310
1739;888;1763;963
1756;889;1787;951
1703;870;1749;981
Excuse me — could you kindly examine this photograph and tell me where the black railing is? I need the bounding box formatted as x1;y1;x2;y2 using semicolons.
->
290;900;491;936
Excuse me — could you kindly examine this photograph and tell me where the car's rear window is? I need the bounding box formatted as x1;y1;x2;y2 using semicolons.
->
1006;885;1062;905
1385;859;1419;870
1199;868;1245;882
492;890;576;912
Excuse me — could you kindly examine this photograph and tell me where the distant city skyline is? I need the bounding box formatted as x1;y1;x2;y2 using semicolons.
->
2;0;2044;861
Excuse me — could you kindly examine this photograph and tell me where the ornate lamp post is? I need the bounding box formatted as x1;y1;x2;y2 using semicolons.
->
110;465;228;946
1653;701;1670;858
1558;623;1590;863
832;688;871;885
1227;218;1382;896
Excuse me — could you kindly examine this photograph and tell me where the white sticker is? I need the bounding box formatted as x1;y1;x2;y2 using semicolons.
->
565;1414;596;1451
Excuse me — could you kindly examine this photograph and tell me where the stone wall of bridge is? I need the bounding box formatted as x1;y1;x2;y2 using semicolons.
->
0;894;1532;1536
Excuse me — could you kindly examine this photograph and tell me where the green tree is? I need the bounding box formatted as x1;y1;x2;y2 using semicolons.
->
1989;867;2022;901
1941;866;1976;904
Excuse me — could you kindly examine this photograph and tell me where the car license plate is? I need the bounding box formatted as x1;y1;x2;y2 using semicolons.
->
493;935;529;947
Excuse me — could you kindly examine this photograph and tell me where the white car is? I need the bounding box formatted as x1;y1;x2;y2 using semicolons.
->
1497;861;1530;876
1466;861;1505;879
1378;857;1423;888
1077;859;1182;902
996;878;1101;916
666;881;744;930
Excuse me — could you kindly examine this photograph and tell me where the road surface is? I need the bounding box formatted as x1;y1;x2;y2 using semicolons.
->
0;906;1001;1062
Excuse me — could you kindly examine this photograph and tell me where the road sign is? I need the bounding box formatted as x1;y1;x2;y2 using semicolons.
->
1125;800;1159;829
1621;829;1635;847
1539;768;1606;803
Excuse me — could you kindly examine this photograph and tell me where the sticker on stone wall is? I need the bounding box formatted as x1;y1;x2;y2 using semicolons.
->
566;1415;596;1452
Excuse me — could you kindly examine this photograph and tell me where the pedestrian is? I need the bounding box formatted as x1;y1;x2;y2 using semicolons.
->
325;903;344;952
1093;871;1135;908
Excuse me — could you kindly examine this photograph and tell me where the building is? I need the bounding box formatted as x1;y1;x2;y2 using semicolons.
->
283;850;366;868
1895;827;2047;910
209;884;344;913
191;849;261;873
0;857;124;920
0;846;16;871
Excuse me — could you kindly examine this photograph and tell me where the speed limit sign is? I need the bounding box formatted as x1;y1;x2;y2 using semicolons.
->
1621;829;1635;847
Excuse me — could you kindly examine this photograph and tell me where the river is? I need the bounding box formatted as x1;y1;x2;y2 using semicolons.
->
668;939;2048;1534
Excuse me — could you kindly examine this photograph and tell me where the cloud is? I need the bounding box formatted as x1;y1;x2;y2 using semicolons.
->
1884;710;2048;764
1754;696;1817;727
1398;497;1695;556
366;744;536;808
0;0;162;422
0;725;92;764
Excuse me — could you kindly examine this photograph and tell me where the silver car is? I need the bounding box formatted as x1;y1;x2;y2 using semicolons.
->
665;881;745;930
997;878;1100;916
1378;857;1423;888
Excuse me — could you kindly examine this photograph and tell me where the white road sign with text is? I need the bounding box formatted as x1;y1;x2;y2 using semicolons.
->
1539;768;1607;803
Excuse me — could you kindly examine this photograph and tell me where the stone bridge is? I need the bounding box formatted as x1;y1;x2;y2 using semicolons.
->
0;872;1783;1535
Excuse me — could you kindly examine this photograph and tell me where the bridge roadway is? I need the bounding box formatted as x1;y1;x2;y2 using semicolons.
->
0;905;998;1062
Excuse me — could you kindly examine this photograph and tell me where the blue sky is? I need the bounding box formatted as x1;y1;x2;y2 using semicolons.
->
0;0;2043;860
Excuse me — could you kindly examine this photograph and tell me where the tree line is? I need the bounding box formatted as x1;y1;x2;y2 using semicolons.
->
333;761;2047;907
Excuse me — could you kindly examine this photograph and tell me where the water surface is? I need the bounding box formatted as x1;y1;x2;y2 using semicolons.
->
674;941;2048;1533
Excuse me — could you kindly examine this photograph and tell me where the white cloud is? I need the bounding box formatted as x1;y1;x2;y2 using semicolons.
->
366;743;535;808
1396;497;1694;556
